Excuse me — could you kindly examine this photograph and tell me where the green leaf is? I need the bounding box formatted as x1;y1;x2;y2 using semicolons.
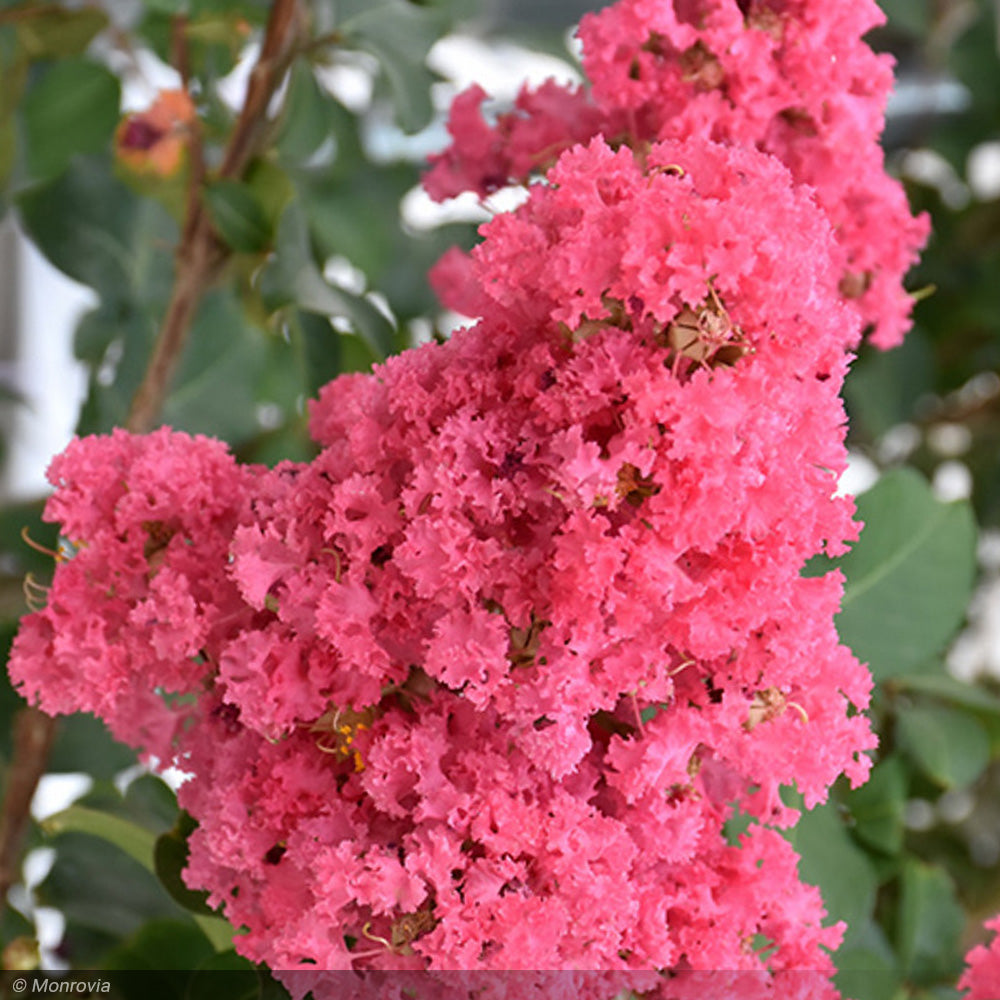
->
36;831;187;965
187;951;262;1000
42;805;158;871
48;712;138;779
21;58;120;182
785;799;879;932
895;860;965;985
276;60;335;165
115;773;183;834
18;156;178;303
0;501;58;575
834;918;903;1000
0;637;23;764
339;0;446;132
877;0;931;37
259;201;396;358
891;672;1000;715
294;160;413;282
818;467;977;681
75;307;158;435
896;704;990;788
846;754;908;855
293;311;345;395
844;330;934;439
16;6;109;58
148;802;236;951
292;310;380;396
243;157;294;232
104;918;215;971
160;290;271;443
204;180;272;253
1;899;34;945
155;811;216;918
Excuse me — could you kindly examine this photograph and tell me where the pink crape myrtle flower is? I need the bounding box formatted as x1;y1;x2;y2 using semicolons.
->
11;131;873;991
959;914;1000;1000
425;0;927;348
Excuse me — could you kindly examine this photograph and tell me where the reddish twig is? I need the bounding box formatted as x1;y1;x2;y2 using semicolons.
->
126;0;303;434
0;708;57;904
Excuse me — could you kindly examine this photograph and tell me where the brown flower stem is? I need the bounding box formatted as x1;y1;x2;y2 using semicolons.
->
0;0;304;910
127;0;303;434
0;708;57;906
125;222;226;434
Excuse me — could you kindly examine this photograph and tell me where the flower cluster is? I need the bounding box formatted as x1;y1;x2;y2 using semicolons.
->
959;916;1000;1000
426;0;927;348
8;0;927;991
14;135;869;986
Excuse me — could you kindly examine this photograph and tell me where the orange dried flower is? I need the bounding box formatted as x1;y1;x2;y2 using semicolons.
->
116;89;197;177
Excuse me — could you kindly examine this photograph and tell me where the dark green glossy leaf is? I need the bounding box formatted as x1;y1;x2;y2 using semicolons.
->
785;800;879;932
204;180;272;253
42;805;157;870
1;899;34;945
295;161;412;283
895;860;965;985
844;330;934;440
892;671;1000;715
243;158;294;232
155;811;216;917
259;202;395;358
896;704;990;788
36;831;187;965
49;712;137;779
293;311;344;395
293;310;380;397
0;501;58;578
816;468;976;681
74;304;121;364
276;60;335;165
0;630;23;763
846;753;908;855
17;156;177;303
71;774;179;838
834;918;902;1000
876;0;931;36
22;58;120;182
75;308;157;435
187;951;261;1000
104;918;215;971
117;773;182;834
339;1;447;132
159;291;271;443
76;289;272;442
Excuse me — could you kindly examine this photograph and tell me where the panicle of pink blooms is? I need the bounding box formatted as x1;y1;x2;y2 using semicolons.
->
11;128;872;991
10;430;259;760
425;0;928;348
959;915;1000;1000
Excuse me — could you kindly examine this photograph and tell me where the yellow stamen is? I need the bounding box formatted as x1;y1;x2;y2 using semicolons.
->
21;526;63;561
